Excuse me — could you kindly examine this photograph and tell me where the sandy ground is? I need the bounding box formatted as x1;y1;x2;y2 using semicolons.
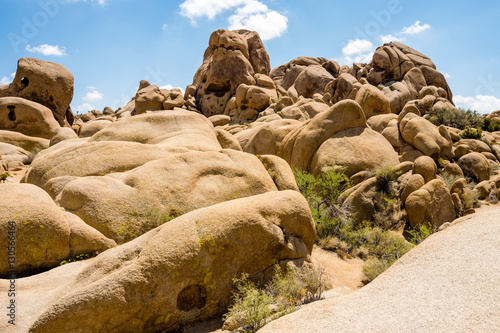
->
3;165;29;183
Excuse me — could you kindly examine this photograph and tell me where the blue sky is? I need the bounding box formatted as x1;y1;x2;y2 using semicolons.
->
1;0;499;114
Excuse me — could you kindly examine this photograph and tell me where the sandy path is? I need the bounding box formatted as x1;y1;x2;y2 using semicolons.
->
259;204;500;333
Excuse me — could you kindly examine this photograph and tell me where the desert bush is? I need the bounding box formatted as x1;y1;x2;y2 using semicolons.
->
224;266;326;332
460;126;483;139
482;117;500;132
425;108;483;130
406;222;435;245
294;168;414;284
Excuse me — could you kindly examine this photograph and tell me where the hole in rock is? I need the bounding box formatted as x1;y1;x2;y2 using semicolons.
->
21;77;29;88
206;81;230;98
177;284;207;312
7;105;16;121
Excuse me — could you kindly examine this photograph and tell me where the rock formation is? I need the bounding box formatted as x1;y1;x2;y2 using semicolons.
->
1;29;499;332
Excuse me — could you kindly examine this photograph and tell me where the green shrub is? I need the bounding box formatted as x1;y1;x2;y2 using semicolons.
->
60;252;95;266
460;126;483;139
294;167;414;284
0;172;11;182
425;108;484;130
224;274;275;332
362;258;390;283
224;266;326;332
482;117;500;132
407;223;435;245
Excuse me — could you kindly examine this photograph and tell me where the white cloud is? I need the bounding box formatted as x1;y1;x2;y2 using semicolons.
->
228;1;287;40
337;39;374;65
25;44;67;56
380;34;405;44
82;89;103;102
443;73;451;79
179;0;288;40
159;85;185;96
66;0;106;5
0;73;15;85
162;23;168;31
454;95;500;114
402;21;431;35
0;77;11;85
342;39;374;56
74;103;95;114
180;0;247;22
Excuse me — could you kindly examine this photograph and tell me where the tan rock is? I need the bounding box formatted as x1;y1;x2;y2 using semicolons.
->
0;129;49;152
215;128;242;151
366;113;398;132
354;84;391;119
280;99;329;121
311;127;400;177
405;179;456;228
258;154;299;191
453;144;470;159
78;119;113;138
458;152;491;183
237;119;301;156
0;142;32;164
450;178;474;211
193;29;270;116
294;65;335;98
442;162;465;180
79;111;95;122
162;88;184;110
17;190;314;333
399;113;453;158
0;97;61;139
0;183;70;276
413;156;437;183
90;110;221;150
279;100;367;172
401;173;425;203
332;73;359;103
26;138;280;244
50;127;79;146
135;84;165;114
208;115;231;127
0;57;74;126
458;139;491;153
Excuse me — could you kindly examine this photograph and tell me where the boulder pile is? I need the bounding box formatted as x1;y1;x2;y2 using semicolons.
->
1;29;499;331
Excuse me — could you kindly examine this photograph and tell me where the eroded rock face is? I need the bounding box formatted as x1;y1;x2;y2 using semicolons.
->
405;179;456;228
0;57;74;126
191;29;271;117
0;97;61;139
0;183;115;277
271;56;338;100
10;190;314;333
23;110;299;244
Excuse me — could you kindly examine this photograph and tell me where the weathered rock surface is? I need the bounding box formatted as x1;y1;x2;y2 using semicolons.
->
0;183;115;277
278;100;399;176
270;57;338;100
2;190;314;333
23;110;297;244
0;129;49;152
0;57;74;126
0;97;61;139
191;29;271;117
405;179;456;228
259;206;500;333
